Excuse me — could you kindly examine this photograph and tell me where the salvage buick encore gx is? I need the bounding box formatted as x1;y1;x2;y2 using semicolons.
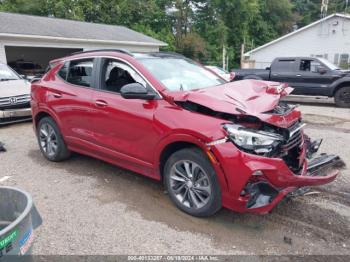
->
31;50;344;217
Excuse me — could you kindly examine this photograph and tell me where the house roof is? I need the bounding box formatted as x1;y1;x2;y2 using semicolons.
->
245;13;350;56
0;12;167;47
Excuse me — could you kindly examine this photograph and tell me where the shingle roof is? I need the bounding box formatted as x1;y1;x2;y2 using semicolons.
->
0;12;166;46
245;13;350;56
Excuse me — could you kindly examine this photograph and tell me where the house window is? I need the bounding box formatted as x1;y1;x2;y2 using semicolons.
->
340;54;349;69
334;54;339;65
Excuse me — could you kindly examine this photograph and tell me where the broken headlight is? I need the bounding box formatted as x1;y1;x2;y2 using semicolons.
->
223;124;283;155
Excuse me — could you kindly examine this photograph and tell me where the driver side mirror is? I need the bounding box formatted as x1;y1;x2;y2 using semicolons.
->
317;66;327;74
120;83;156;100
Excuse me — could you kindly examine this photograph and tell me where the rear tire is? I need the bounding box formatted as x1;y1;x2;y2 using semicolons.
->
164;148;221;217
37;117;71;162
335;86;350;108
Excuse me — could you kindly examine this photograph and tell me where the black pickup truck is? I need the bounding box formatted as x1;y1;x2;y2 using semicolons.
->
233;57;350;107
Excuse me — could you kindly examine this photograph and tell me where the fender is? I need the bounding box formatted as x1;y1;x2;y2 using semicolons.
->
330;76;350;96
33;105;63;134
154;132;229;193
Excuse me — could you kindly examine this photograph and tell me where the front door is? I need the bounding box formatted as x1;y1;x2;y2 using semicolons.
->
90;58;161;173
292;59;335;95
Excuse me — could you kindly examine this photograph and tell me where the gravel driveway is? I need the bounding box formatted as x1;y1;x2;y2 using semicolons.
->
0;103;349;255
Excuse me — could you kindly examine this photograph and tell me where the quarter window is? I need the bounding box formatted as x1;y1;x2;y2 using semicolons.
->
66;59;94;87
57;62;69;80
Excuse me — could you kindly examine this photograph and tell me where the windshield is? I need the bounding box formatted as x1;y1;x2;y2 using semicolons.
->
318;58;340;70
0;64;20;81
138;57;226;91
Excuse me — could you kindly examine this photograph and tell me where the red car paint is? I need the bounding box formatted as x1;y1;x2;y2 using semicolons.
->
31;51;341;214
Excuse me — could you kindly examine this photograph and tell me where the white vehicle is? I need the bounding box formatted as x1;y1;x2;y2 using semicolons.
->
205;65;233;82
0;63;31;125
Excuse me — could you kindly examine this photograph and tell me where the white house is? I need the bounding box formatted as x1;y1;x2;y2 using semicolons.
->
0;12;166;68
244;13;350;69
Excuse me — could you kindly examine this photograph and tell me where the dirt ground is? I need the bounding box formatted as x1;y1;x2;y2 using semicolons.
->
0;101;349;256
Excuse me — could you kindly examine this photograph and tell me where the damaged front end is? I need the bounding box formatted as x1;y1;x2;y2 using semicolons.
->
170;81;345;213
223;114;345;213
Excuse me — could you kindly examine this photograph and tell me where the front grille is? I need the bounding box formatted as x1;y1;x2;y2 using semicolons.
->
281;122;304;173
0;94;31;109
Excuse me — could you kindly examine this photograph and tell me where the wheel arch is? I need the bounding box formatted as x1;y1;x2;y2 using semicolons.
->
333;82;350;96
155;134;229;192
33;108;62;132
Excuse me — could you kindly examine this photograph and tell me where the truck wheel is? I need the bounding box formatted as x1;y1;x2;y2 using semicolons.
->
37;117;71;162
164;148;221;217
335;86;350;108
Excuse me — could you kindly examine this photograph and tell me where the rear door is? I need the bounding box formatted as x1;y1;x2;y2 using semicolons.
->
47;58;97;145
269;59;299;87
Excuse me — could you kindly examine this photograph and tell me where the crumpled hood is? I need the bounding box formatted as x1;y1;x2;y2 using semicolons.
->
0;79;30;97
166;80;300;128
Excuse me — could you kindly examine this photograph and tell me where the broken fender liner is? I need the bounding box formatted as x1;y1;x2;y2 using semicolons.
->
0;142;6;152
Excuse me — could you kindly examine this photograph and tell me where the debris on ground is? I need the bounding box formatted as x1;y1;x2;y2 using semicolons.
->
0;142;6;152
0;176;12;183
283;236;293;245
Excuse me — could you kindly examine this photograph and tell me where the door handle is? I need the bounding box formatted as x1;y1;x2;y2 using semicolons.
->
52;92;62;98
95;100;108;107
296;74;302;77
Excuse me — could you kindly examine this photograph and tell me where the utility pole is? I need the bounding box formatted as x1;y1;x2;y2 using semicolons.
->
321;0;329;18
222;45;226;70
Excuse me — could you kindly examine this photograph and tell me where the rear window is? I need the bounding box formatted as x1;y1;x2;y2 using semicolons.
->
66;59;94;87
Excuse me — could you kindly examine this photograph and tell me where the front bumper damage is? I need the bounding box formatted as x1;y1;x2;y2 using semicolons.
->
212;137;345;214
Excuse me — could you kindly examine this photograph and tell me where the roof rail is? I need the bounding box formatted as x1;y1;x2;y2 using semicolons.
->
72;49;134;57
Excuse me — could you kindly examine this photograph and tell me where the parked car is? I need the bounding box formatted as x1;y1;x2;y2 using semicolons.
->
0;63;31;125
31;50;343;217
205;65;234;82
8;60;45;80
233;57;350;107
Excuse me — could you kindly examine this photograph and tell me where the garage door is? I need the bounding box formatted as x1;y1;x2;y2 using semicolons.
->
5;46;82;76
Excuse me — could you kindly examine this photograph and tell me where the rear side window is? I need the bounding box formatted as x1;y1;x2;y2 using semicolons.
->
66;59;94;87
273;60;296;72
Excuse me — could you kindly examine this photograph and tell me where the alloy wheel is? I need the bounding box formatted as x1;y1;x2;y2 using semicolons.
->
39;123;58;157
169;160;211;209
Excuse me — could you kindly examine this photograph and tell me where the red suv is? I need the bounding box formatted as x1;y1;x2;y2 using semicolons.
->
31;50;343;217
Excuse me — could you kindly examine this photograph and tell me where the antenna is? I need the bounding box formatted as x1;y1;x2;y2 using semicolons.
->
321;0;329;18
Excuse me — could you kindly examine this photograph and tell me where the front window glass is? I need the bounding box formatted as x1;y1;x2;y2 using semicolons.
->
101;59;147;93
138;57;225;91
0;64;20;81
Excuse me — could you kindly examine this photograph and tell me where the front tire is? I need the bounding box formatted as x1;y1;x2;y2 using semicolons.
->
335;86;350;108
37;117;71;162
164;148;221;217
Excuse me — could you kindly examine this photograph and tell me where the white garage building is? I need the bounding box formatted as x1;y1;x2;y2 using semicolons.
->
0;12;166;68
244;13;350;69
